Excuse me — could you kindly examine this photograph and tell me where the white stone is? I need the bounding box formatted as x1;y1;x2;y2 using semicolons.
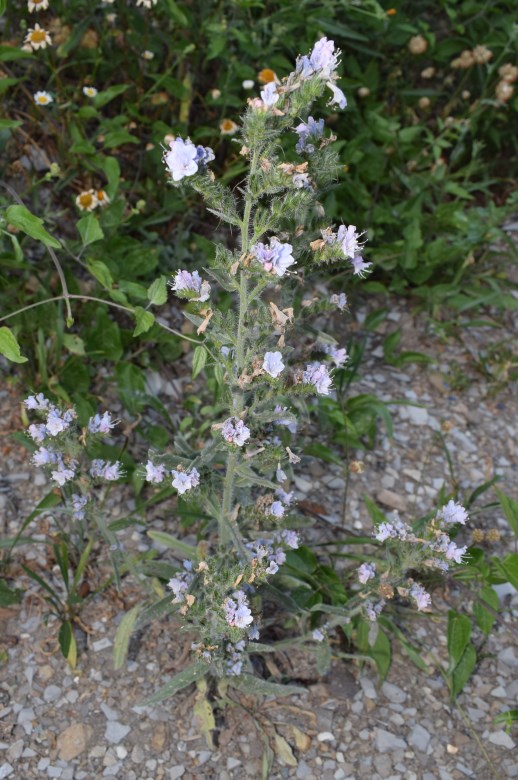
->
317;732;335;742
0;765;14;779
382;682;407;704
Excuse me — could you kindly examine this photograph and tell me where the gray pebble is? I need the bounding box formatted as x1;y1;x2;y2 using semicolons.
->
375;729;407;752
0;765;14;780
43;685;62;703
409;724;431;752
382;682;407;704
105;721;130;744
488;730;515;749
167;766;185;780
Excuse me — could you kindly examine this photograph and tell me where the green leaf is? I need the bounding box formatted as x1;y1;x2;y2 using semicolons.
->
495;489;518;540
62;333;86;355
58;621;77;669
473;586;498;636
0;45;33;61
303;442;342;466
191;345;207;378
133;307;155;337
0;118;23;129
140;663;207;705
0;327;28;363
93;84;129;108
449;643;476;699
5;205;61;249
0;578;22;606
494;709;518;727
147;530;195;558
113;605;142;670
229;675;306;698
86;258;113;288
501;553;518;590
447;610;471;670
147;276;168;306
77;213;104;246
99;156;120;199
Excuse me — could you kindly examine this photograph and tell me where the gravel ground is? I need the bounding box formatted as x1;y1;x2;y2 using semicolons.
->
1;292;517;780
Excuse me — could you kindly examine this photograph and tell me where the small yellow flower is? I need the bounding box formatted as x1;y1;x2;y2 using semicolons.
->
96;189;110;207
82;86;98;98
219;118;239;135
28;0;49;11
75;190;98;212
34;90;53;106
257;68;278;84
24;23;52;50
142;50;154;60
386;8;397;16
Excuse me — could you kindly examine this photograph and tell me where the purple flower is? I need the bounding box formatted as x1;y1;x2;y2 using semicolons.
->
163;137;199;181
279;529;299;549
88;412;117;434
145;460;166;484
260;81;279;107
330;292;347;311
266;560;279;575
90;459;106;478
312;628;325;642
297;37;339;80
437;500;468;526
51;460;76;487
249;625;260;640
303;362;333;395
250;238;296;277
409;583;431;611
375;522;395;542
172;467;200;495
71;494;88;521
221;417;251;447
194;144;215;167
357;562;376;584
167;572;192;603
365;599;385;622
276;464;287;483
276;488;295;506
268;500;285;518
28;423;47;443
327;81;347;109
337;225;365;259
294;116;325;154
33;446;57;466
263;351;285;378
103;462;124;481
273;405;297;433
45;410;70;436
24;393;50;411
320;343;348;367
445;542;467;564
350;255;372;278
170;269;211;302
223;590;254;628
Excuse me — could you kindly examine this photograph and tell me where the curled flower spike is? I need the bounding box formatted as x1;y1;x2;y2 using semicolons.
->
294;116;325;154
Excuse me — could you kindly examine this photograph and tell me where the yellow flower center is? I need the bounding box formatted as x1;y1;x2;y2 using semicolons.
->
221;120;234;131
37;95;48;104
79;193;93;208
258;68;277;84
97;191;106;202
30;29;47;43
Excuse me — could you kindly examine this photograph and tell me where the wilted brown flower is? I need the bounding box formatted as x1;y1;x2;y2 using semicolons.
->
472;45;493;65
499;63;518;83
451;50;474;69
496;81;514;102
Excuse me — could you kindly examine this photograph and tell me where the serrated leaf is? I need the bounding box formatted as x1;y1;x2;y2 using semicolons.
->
133;307;155;337
139;663;206;705
447;611;471;670
114;605;142;670
0;327;28;363
6;205;61;249
191;345;207;378
77;213;104;246
147;276;168;306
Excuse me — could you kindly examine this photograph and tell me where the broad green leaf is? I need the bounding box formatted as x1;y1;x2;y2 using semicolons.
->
0;327;28;363
191;345;207;378
0;45;33;61
449;644;476;699
494;709;518;727
501;553;518;590
62;333;85;355
77;213;104;246
304;442;342;466
87;258;113;288
447;611;471;670
99;156;120;199
147;276;168;306
5;205;61;249
495;489;518;540
133;307;155;337
140;663;207;705
147;530;195;558
113;605;141;670
0;118;22;129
